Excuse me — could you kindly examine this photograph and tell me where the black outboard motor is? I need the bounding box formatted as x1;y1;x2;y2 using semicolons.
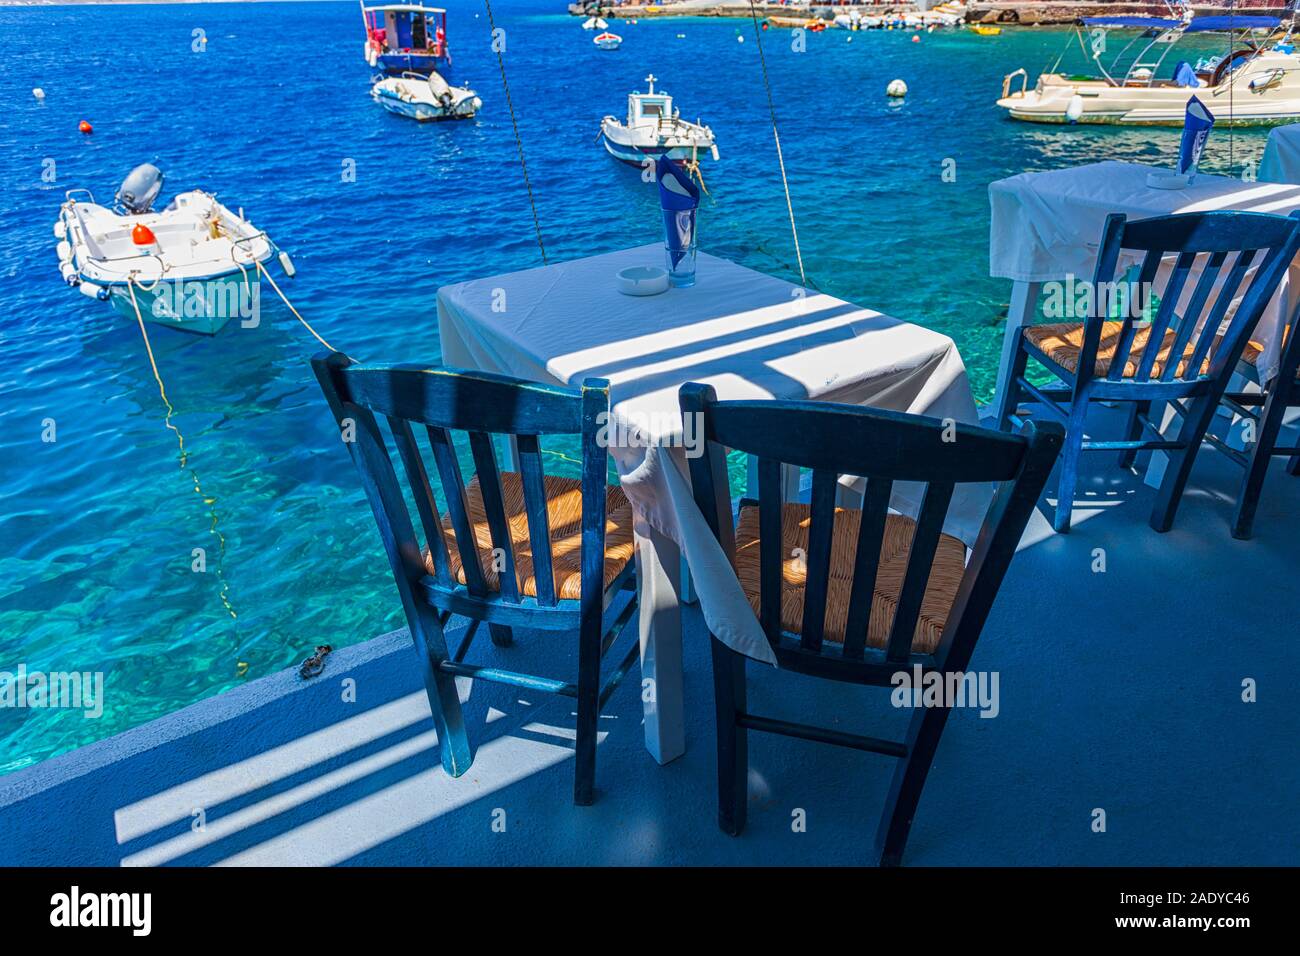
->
115;164;164;214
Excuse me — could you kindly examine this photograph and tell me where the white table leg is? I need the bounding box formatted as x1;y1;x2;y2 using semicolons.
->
991;280;1042;417
635;522;686;765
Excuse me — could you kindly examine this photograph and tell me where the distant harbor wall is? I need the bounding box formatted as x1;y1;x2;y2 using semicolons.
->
569;2;1293;26
967;3;1290;25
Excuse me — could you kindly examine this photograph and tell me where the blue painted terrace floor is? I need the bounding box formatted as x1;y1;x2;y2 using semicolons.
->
2;408;1298;866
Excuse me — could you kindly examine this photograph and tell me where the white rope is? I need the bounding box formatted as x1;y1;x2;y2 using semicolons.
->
747;1;807;287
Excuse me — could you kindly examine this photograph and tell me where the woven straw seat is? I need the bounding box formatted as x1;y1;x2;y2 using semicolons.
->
1024;321;1228;379
432;473;637;600
733;501;967;655
1239;338;1288;375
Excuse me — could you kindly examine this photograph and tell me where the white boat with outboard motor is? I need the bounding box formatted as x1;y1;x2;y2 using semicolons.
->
593;31;622;50
370;70;481;120
54;165;295;335
600;74;718;166
998;14;1300;125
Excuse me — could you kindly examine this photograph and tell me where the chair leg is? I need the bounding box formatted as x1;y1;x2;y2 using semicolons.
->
876;703;953;867
572;612;602;806
1118;400;1151;470
1150;393;1221;533
488;625;514;647
1232;381;1292;540
411;604;473;777
995;341;1029;432
710;637;748;836
1053;396;1090;534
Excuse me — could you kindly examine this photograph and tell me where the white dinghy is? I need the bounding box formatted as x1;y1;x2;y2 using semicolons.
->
55;165;294;335
371;70;481;120
600;74;718;167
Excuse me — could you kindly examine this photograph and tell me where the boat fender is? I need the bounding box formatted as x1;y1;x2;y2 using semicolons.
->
53;220;66;239
886;79;908;97
278;250;296;278
57;240;72;262
132;223;158;246
60;262;78;285
1066;95;1084;124
79;282;108;300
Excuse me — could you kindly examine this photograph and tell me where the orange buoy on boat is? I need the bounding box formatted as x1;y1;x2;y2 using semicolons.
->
131;223;157;246
78;120;93;134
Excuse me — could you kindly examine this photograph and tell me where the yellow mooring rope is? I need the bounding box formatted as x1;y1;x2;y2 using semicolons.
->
254;259;342;354
125;276;238;622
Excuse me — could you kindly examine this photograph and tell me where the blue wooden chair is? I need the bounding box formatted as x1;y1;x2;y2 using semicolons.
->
679;383;1063;866
1215;312;1300;538
312;352;641;805
995;210;1300;533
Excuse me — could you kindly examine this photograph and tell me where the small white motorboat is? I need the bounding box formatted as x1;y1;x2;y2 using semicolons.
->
582;16;608;31
593;31;622;51
371;70;481;121
55;165;294;335
600;74;719;166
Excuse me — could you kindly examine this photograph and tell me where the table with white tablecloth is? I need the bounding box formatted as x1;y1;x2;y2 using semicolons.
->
438;245;983;765
1260;123;1300;186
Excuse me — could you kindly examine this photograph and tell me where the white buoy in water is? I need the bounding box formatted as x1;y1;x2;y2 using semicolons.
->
737;35;744;43
886;79;908;98
33;87;45;100
1065;94;1084;123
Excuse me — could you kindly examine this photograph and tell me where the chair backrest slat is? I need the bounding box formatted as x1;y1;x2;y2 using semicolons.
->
798;469;840;652
467;430;520;602
1105;247;1165;381
387;416;452;586
427;424;490;595
1158;250;1227;382
842;476;893;660
757;457;784;641
1196;248;1277;380
884;480;954;662
1133;250;1196;382
515;434;557;606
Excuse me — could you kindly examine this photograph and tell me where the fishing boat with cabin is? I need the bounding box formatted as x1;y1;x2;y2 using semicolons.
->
600;74;719;167
54;165;294;335
997;14;1300;125
361;2;451;75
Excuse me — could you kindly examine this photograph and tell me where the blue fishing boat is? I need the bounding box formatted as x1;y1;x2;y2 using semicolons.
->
360;2;451;75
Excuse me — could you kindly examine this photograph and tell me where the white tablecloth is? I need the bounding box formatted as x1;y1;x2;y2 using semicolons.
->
1260;124;1300;185
989;160;1300;384
438;245;981;665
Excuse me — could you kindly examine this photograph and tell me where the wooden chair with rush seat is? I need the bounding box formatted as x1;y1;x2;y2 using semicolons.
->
995;209;1300;533
312;353;641;805
679;383;1064;866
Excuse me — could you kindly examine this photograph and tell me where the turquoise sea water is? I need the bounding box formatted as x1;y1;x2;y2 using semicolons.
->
0;2;1274;773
